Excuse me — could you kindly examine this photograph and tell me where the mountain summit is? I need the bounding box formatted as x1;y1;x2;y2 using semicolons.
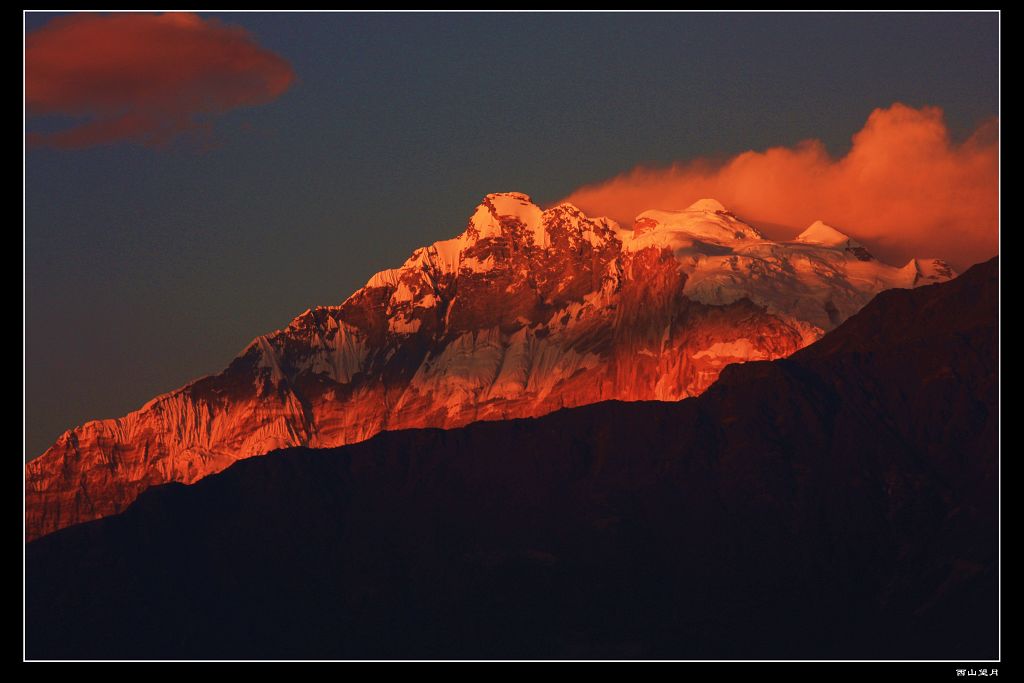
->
797;220;857;247
26;193;955;539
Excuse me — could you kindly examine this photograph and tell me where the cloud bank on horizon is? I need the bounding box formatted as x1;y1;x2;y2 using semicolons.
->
26;12;294;149
561;104;998;269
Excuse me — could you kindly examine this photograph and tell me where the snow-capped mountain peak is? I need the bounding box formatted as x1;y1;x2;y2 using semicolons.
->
26;191;958;541
795;220;874;261
901;257;956;286
686;197;730;213
797;220;856;247
466;191;546;246
629;199;762;248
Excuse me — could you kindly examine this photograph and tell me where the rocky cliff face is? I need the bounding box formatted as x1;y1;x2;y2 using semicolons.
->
26;258;997;660
26;192;955;539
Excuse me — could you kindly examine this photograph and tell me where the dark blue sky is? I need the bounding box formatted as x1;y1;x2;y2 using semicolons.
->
25;11;998;458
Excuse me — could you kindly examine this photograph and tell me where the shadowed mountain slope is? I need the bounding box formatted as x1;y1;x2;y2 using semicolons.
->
26;258;997;660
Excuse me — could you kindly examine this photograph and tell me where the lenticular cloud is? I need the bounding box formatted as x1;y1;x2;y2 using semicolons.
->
26;12;295;149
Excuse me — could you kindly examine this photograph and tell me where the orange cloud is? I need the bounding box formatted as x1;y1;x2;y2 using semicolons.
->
561;104;998;269
26;12;294;149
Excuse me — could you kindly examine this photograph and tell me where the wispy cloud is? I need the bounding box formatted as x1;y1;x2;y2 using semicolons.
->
26;12;294;149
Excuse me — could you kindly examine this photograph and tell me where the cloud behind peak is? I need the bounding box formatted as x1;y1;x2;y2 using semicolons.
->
561;104;997;269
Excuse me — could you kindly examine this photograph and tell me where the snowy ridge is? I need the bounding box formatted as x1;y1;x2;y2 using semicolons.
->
26;192;957;540
629;198;764;247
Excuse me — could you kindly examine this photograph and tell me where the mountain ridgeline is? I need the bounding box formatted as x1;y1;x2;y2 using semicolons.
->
26;193;955;539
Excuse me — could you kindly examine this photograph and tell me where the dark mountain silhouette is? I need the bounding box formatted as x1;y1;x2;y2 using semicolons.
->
26;258;997;660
